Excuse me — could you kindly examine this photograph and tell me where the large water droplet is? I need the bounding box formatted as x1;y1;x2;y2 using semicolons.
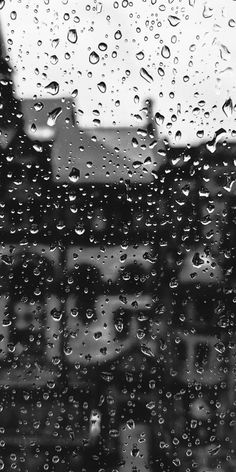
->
222;97;233;116
0;1;5;9
140;67;153;83
155;112;164;125
161;45;171;59
45;81;59;95
69;167;80;183
168;15;181;26
52;38;60;48
10;10;17;20
136;51;144;60
114;29;122;39
97;81;106;93
34;101;44;111
67;29;78;43
47;107;63;126
89;51;100;64
202;5;213;18
98;42;107;51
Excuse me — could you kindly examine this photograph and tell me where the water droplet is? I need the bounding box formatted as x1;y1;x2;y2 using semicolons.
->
140;67;153;83
0;459;4;470
67;28;78;43
168;15;181;26
208;444;221;456
189;0;195;5
50;55;58;65
132;160;142;169
161;45;171;59
72;88;78;97
69;167;80;183
10;10;17;20
175;130;182;142
89;51;100;64
222;97;233;116
115;319;123;333
229;18;236;27
52;38;60;48
34;102;44;111
127;419;135;429
75;224;85;235
214;341;226;353
158;67;165;76
114;29;122;39
155;112;164;125
98;42;107;51
140;343;155;357
220;44;231;60
97;81;106;93
47;107;62;126
51;308;62;322
0;1;5;9
45;81;59;95
203;5;213;18
136;51;144;60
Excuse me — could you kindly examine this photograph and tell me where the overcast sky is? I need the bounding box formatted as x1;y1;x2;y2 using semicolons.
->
1;0;236;145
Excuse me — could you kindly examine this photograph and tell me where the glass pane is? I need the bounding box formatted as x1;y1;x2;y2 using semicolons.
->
0;1;236;471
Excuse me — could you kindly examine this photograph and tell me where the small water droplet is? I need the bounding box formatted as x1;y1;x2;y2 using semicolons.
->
168;15;181;26
161;45;171;59
47;107;62;126
97;81;106;93
69;167;80;183
222;97;233;116
67;28;78;43
89;51;100;64
140;67;153;83
45;81;59;95
0;1;5;9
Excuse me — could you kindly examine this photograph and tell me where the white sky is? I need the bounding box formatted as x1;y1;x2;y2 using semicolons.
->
1;0;236;145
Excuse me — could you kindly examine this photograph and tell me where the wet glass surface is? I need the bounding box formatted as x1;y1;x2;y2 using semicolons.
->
0;1;236;471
